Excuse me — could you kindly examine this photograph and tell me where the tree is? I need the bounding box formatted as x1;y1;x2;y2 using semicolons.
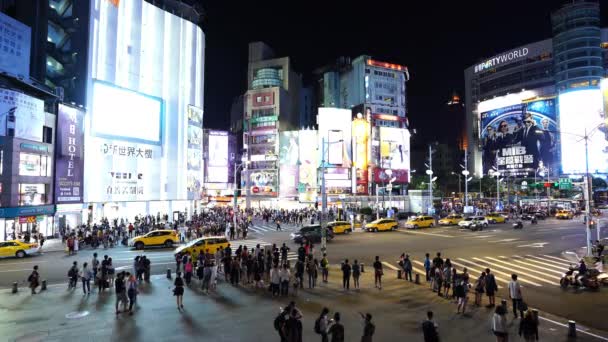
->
592;177;607;191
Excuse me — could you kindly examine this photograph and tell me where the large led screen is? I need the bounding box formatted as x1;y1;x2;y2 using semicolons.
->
480;98;558;176
317;108;352;167
85;0;205;202
298;129;318;202
280;131;299;197
379;127;410;171
208;134;228;167
0;88;45;142
559;90;607;174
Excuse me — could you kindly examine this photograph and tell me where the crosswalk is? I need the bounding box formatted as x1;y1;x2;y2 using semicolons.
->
248;222;300;235
402;228;549;248
383;253;576;288
228;239;299;261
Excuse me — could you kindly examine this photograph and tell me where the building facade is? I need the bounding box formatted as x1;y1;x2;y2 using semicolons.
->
465;0;607;180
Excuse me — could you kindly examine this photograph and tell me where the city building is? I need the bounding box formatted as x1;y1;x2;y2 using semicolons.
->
242;42;303;207
465;0;607;180
316;55;411;197
80;0;206;224
0;1;59;241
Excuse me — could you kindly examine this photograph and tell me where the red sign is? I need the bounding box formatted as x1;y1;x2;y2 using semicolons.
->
19;216;36;224
252;91;274;107
252;186;260;193
367;59;407;72
373;168;408;184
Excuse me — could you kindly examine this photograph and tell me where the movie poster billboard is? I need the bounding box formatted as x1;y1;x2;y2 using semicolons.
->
55;104;85;203
352;116;370;195
379;127;410;172
280;131;299;197
249;170;277;196
479;98;558;177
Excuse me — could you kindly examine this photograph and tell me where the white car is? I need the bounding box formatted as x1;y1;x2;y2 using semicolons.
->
458;216;489;230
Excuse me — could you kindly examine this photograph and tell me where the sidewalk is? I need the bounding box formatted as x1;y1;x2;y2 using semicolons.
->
41;238;65;253
1;264;605;341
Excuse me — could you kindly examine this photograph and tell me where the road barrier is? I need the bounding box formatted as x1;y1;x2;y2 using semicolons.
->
360;264;365;273
166;268;172;279
12;282;18;293
415;273;420;284
41;280;47;291
397;270;402;279
568;321;576;337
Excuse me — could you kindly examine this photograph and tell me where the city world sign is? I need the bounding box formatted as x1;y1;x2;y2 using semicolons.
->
474;47;529;73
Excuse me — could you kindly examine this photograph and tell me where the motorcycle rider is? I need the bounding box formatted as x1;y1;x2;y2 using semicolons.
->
575;259;588;285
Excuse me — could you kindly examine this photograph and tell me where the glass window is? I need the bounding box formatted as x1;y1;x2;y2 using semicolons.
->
18;184;46;206
19;153;51;177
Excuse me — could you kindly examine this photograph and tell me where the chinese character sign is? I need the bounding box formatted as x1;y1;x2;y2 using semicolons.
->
55;104;85;203
0;12;31;78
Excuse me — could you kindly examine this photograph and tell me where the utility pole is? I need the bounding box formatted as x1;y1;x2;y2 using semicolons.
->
584;129;591;256
463;149;470;209
427;144;433;215
321;136;327;252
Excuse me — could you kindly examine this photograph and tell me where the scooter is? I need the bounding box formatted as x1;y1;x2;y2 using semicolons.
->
513;220;523;229
560;267;600;290
531;217;538;225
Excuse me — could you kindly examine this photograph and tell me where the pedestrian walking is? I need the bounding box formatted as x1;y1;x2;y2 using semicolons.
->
91;253;99;289
359;312;375;342
184;257;193;285
402;254;413;282
442;262;452;298
315;307;330;342
422;311;439;342
285;308;303;342
352;259;360;289
280;264;291;296
328;312;344;342
174;271;185;310
485;268;498;307
28;265;40;294
115;272;128;314
492;305;508;342
68;261;79;290
373;256;383;290
80;262;91;295
126;272;138;315
508;274;525;319
276;221;282;231
456;276;470;314
518;310;539;342
341;259;351;290
107;258;115;287
275;308;289;342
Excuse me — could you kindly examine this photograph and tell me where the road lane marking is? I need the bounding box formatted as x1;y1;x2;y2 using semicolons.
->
0;260;48;266
471;235;494;239
0;268;31;272
456;258;541;287
541;254;574;263
517;242;548;248
538;316;608;341
401;230;453;238
481;257;560;283
525;255;571;269
518;257;568;273
502;257;564;276
490;238;519;243
382;262;399;271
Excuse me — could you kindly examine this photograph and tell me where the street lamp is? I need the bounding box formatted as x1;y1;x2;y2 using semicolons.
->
451;171;461;194
385;169;396;218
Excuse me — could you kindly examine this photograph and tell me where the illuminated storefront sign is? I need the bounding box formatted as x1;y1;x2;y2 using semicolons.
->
249;170;277;196
474;47;529;73
55;104;85;203
250;115;278;124
367;59;407;72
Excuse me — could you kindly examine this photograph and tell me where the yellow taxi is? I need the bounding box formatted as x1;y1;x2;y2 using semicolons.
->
327;221;353;234
438;214;464;226
365;218;399;232
556;210;573;219
174;236;230;259
0;240;40;258
405;216;435;229
129;229;179;250
485;213;507;224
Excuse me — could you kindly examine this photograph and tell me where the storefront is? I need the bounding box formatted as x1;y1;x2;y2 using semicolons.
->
0;204;56;241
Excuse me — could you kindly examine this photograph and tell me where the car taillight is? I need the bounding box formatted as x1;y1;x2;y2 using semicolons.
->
30;243;38;248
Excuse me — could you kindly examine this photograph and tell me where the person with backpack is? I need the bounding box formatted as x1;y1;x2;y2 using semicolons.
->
68;261;79;290
321;253;329;283
359;312;375;342
328;312;344;342
456;276;470;314
341;259;351;290
28;265;40;294
274;308;289;342
422;311;439;342
315;307;330;342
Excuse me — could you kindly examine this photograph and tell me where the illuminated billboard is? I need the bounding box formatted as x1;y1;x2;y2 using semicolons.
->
559;89;608;174
187;105;203;199
249;170;277;196
298;129;318;202
318;108;352;167
480;97;558;176
352;116;370;194
280;131;299;197
379;127;410;171
208;132;228;167
0;88;45;142
85;0;205;202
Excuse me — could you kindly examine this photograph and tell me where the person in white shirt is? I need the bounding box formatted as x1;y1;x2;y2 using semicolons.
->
270;264;281;297
508;274;524;318
492;305;508;342
279;264;291;296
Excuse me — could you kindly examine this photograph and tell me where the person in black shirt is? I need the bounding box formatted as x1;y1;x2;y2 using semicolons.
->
373;256;383;290
341;259;351;290
115;272;128;314
422;311;439;342
328;312;344;342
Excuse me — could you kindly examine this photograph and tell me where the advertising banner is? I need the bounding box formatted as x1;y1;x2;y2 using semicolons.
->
559;90;607;174
280;131;299;198
249;170;277;196
0;88;44;142
208;132;229;167
280;166;298;198
55;104;85;203
298;129;318;202
187;105;203;200
480;98;558;176
373;168;409;184
0;12;31;78
352;117;370;195
379;127;410;170
318;108;352;167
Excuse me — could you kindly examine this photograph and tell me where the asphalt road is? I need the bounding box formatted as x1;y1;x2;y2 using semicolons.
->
1;217;607;331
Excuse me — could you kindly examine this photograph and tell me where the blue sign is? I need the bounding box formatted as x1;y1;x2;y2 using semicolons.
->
0;205;55;218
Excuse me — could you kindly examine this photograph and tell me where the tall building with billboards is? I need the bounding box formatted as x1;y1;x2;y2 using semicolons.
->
316;56;411;196
465;0;607;179
242;42;303;207
82;0;205;222
203;129;237;200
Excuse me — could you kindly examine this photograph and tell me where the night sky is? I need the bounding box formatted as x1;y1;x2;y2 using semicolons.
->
201;0;604;143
